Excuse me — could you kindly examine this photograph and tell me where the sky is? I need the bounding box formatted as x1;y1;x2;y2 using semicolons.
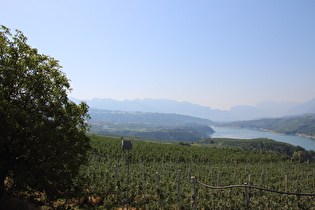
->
1;0;315;110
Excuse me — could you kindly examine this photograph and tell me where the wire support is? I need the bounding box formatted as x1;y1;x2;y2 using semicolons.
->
191;177;315;196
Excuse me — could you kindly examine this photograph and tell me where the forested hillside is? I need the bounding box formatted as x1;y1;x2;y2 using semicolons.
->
89;109;212;125
90;122;214;142
219;114;315;138
88;109;214;141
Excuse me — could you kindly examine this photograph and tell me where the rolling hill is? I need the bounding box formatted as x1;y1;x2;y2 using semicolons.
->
88;109;215;141
219;114;315;138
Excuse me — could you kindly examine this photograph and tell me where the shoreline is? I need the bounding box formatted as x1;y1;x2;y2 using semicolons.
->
297;133;315;139
259;129;315;139
219;126;315;140
259;128;285;135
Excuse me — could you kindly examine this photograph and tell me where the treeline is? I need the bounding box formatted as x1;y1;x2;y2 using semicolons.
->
94;125;214;142
219;114;315;137
89;109;212;125
241;141;315;162
132;126;214;142
202;137;315;162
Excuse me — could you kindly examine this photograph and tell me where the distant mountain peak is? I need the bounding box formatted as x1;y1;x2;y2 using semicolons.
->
70;97;238;122
286;97;315;116
70;97;315;122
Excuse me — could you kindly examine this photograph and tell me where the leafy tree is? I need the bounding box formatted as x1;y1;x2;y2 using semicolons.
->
0;26;90;201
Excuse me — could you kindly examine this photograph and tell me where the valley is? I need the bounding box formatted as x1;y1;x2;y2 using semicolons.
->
88;109;214;142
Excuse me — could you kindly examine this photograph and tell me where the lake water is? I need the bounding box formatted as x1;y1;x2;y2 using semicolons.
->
210;126;315;151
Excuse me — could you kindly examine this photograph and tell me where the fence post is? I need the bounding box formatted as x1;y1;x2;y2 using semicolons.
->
296;180;300;201
296;180;300;193
114;165;119;179
156;172;163;209
187;167;191;182
177;170;181;204
114;165;123;210
140;163;146;196
244;182;250;209
191;177;197;210
217;171;221;187
285;175;288;192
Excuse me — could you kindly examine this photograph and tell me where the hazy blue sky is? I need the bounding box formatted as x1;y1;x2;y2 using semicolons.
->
2;0;315;110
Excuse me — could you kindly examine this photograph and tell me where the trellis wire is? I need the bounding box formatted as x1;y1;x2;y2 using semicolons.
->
191;176;315;196
191;176;315;209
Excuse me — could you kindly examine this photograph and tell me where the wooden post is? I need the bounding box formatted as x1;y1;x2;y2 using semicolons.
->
192;177;197;210
296;180;300;193
114;165;119;179
217;171;221;187
244;182;249;209
169;159;172;172
114;165;123;210
296;180;300;201
140;163;145;196
177;170;181;204
121;139;132;210
248;175;252;204
285;175;288;192
126;150;130;210
156;172;163;209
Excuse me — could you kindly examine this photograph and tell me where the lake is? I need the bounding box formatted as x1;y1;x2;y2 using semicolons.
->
210;126;315;151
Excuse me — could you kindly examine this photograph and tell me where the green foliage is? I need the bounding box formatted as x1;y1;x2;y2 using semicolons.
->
89;109;213;125
0;26;90;201
77;134;315;209
130;126;214;141
201;137;315;161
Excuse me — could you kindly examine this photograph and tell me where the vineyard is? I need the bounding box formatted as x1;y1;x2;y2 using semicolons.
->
74;134;315;209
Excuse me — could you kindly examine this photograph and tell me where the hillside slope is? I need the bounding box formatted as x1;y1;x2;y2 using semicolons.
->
220;114;315;138
88;109;215;141
89;108;213;125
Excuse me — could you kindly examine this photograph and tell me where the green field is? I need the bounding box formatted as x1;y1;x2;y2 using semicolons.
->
69;134;315;209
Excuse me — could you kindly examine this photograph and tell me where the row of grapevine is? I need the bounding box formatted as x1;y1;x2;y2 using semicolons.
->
73;134;315;209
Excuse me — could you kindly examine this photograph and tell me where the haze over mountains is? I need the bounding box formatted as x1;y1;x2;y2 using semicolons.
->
71;97;315;122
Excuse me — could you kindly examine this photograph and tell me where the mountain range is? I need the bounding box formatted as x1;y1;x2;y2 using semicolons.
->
70;97;315;122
